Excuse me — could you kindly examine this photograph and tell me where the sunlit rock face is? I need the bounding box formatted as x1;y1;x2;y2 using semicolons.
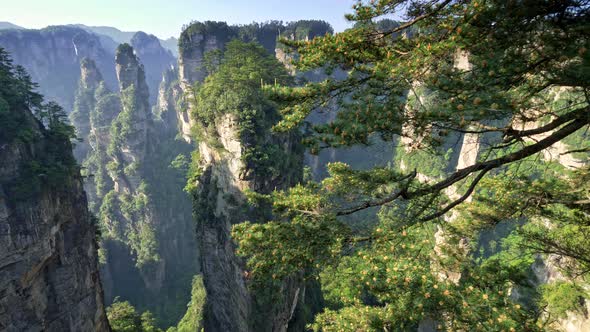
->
191;110;307;331
175;21;336;331
176;22;232;142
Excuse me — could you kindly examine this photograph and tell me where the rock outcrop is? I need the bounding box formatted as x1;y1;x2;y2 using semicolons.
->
130;31;175;106
72;24;179;57
0;26;117;112
0;26;177;115
175;20;334;144
169;22;338;330
153;66;184;137
70;58;105;161
176;22;233;142
113;43;153;170
193;112;305;332
73;48;197;326
0;58;109;331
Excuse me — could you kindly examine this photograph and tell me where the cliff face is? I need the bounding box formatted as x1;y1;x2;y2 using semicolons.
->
0;58;109;331
0;26;117;112
178;23;229;88
177;22;232;142
74;50;197;325
193;112;305;332
130;31;175;106
0;26;176;115
176;20;334;144
113;43;153;173
172;22;333;331
153;66;184;137
70;58;104;161
72;24;179;57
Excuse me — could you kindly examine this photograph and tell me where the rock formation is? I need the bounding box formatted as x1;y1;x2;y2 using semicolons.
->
0;26;117;112
113;43;153;171
72;47;197;325
130;31;175;106
0;55;109;331
172;21;337;330
70;58;105;161
153;66;184;137
192;109;305;332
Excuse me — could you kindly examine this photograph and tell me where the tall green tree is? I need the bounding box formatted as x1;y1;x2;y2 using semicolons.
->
107;299;162;332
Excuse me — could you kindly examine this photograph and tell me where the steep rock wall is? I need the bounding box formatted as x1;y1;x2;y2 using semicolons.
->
0;26;117;112
0;93;109;331
75;50;197;326
153;66;184;137
130;31;175;106
192;113;305;332
176;20;334;144
176;22;233;142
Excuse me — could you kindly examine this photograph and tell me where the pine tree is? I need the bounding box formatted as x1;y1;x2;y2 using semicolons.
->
232;1;589;330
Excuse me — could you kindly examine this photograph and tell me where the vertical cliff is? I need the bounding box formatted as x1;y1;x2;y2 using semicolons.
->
73;47;197;325
111;43;154;184
193;115;304;331
176;20;335;144
0;49;109;331
185;40;312;331
70;58;104;161
130;31;175;106
153;66;184;137
176;22;233;142
0;26;117;112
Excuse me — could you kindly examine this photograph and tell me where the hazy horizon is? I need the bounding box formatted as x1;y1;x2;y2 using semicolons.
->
0;0;358;39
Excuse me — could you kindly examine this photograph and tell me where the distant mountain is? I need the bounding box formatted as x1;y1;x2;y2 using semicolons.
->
72;24;135;43
130;31;176;105
72;24;178;56
0;25;118;112
159;37;178;57
0;22;24;30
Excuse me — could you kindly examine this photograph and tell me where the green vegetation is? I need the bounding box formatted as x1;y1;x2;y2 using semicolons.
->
98;186;160;268
190;40;291;126
541;282;588;319
282;20;333;41
108;85;140;155
230;1;590;330
165;275;206;332
189;40;297;180
179;21;234;55
0;48;79;201
107;299;162;332
68;50;197;327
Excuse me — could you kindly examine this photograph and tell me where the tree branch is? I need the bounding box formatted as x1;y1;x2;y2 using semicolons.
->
419;166;492;222
560;147;590;155
504;107;589;142
335;170;417;216
333;112;589;216
381;0;453;37
411;114;589;198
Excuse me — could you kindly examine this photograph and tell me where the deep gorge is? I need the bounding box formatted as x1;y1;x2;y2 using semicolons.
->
1;2;589;331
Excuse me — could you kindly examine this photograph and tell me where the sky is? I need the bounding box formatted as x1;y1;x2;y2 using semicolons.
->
0;0;359;39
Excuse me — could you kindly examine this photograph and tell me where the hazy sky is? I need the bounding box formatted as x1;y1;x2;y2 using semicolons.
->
1;0;358;39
